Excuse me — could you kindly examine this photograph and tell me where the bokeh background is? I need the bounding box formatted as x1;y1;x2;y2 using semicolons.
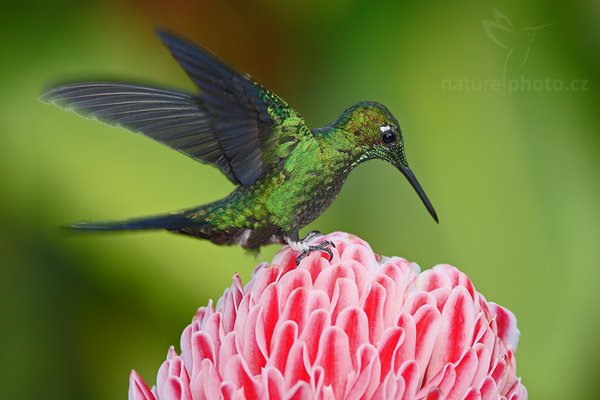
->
1;0;599;398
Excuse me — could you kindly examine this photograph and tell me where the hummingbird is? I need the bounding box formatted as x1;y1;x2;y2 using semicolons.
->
41;29;438;264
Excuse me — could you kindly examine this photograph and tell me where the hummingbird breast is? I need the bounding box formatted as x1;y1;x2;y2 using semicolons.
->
264;137;356;232
295;171;348;228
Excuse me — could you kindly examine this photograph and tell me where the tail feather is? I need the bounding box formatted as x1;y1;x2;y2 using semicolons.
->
67;213;193;231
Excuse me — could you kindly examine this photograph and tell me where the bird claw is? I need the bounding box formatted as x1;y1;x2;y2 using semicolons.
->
295;240;336;265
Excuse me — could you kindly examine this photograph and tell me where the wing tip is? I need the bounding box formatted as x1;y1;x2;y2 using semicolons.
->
39;85;64;104
39;82;101;105
154;26;187;49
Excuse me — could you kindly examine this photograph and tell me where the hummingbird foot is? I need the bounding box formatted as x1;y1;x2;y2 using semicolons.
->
294;240;336;265
286;231;323;252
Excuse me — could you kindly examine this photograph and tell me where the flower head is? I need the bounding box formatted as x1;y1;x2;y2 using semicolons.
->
129;232;526;400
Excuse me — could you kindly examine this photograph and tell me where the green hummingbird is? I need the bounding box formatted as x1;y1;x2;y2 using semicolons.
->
42;30;438;263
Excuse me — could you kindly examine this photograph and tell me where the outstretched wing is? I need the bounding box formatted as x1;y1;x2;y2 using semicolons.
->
41;83;243;181
41;30;308;186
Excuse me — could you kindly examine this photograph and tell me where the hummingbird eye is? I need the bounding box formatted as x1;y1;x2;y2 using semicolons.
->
380;125;396;144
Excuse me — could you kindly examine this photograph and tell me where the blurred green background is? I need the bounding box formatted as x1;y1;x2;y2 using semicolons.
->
1;0;598;398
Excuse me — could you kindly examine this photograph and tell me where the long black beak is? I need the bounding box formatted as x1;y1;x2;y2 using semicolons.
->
399;165;439;223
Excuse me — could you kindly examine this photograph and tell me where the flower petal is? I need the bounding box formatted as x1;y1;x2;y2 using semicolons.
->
129;370;156;400
314;326;353;399
428;287;476;380
489;303;520;351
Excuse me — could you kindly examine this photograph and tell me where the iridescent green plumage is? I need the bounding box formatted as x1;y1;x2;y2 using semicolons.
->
41;30;437;254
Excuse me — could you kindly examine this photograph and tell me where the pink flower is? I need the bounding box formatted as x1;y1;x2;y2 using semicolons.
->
129;232;526;400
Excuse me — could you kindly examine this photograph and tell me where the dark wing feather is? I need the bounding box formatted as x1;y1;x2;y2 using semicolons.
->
40;83;240;182
42;30;307;186
156;29;303;185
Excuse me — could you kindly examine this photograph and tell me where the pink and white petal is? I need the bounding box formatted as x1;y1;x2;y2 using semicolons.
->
129;370;156;400
278;268;313;307
436;365;457;397
285;382;314;400
330;277;360;323
160;377;185;400
363;281;387;343
395;376;407;400
180;326;193;374
380;259;415;294
506;379;527;400
417;269;453;293
346;344;381;400
157;349;192;400
262;367;285;400
222;355;262;399
281;287;309;337
254;308;269;363
314;326;353;399
413;305;442;374
283;341;311;387
371;372;398;400
271;247;297;275
340;243;377;268
191;331;216;375
404;291;437;316
418;364;454;398
479;376;499;400
306;289;331;315
433;265;476;300
220;291;238;334
313;264;355;300
232;293;251;341
394;313;417;371
488;303;520;351
377;327;405;377
218;332;240;378
190;359;221;400
250;265;280;298
374;273;399;327
335;306;369;367
241;305;267;375
427;287;476;381
490;358;509;394
311;365;325;398
501;351;518;396
299;309;331;364
204;313;222;356
462;387;482;400
258;282;281;354
302;256;330;284
398;360;421;400
219;381;236;400
471;344;492;388
268;320;298;372
430;288;451;312
342;259;371;302
446;348;478;400
424;386;446;400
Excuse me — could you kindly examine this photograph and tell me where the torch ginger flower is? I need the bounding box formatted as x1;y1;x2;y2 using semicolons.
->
129;232;526;400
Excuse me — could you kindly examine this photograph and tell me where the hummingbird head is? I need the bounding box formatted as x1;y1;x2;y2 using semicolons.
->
337;101;438;223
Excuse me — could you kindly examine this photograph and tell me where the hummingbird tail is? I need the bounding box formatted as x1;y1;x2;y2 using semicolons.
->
66;213;193;232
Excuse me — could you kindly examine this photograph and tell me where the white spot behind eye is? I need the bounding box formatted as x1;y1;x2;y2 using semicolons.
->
380;125;392;133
